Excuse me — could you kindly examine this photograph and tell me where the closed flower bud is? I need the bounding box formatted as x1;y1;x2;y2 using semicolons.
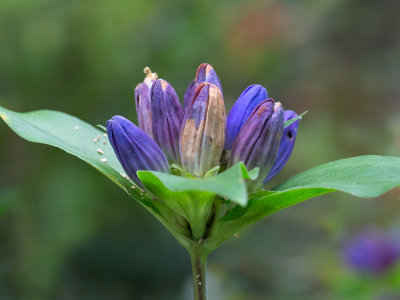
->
225;84;268;150
107;115;169;187
183;63;223;114
264;110;299;184
180;83;226;177
134;67;157;137
150;79;184;163
228;100;284;190
183;80;196;114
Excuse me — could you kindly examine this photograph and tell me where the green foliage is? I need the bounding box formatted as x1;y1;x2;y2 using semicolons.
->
1;105;399;255
139;163;258;207
0;106;191;247
275;155;400;197
138;163;258;242
0;106;126;190
204;155;400;250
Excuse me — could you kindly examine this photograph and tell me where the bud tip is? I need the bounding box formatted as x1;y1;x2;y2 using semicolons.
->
143;66;158;82
196;63;213;78
160;79;168;90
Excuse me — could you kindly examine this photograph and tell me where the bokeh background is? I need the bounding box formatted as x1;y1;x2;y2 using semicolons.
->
1;0;400;299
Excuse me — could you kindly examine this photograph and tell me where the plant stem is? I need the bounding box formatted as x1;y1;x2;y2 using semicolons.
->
189;244;208;300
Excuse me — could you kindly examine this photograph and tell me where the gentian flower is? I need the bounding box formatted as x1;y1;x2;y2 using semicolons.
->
180;82;226;177
108;63;300;191
183;63;223;114
228;100;284;190
343;228;400;274
106;115;169;187
264;110;299;184
150;79;184;163
134;67;157;137
225;84;268;150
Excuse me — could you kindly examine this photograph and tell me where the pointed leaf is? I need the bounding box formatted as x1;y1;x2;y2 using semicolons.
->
138;162;258;207
138;162;257;241
204;155;400;251
275;155;400;197
284;110;307;127
0;106;129;187
0;106;192;246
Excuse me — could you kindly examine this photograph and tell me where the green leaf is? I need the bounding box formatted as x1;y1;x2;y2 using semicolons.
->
204;155;400;251
138;162;258;207
284;110;307;127
204;165;220;178
138;163;258;241
274;155;400;197
0;106;129;189
0;106;191;246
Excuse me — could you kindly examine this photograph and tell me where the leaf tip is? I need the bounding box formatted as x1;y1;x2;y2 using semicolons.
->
284;110;308;127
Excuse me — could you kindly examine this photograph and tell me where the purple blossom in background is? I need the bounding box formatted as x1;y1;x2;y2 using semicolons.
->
343;228;400;274
378;294;400;300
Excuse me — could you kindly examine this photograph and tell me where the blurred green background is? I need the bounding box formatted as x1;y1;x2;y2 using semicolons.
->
1;0;400;299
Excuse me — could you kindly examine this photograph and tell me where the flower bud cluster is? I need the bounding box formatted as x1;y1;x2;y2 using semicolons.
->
107;63;300;189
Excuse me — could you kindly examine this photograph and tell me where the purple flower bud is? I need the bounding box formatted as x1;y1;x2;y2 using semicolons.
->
180;83;226;177
183;63;223;114
150;79;184;163
183;80;196;114
264;110;299;184
134;67;157;137
343;228;400;274
196;63;222;89
107;115;169;187
228;100;284;190
225;84;268;150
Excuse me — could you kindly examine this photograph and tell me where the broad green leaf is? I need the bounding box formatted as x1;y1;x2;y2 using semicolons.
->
138;163;258;241
0;106;190;246
274;155;400;197
204;155;400;251
0;106;128;189
138;162;258;207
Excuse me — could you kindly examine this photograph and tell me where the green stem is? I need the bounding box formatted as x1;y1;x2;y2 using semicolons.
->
189;244;208;300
